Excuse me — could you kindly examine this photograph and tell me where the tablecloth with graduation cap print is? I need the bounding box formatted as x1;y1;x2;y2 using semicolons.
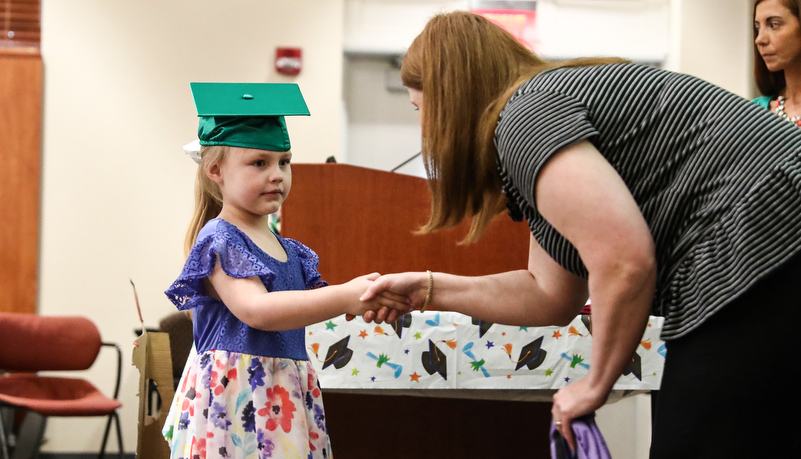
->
307;311;664;392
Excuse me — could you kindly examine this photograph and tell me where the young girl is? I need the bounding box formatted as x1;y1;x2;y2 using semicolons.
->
163;82;408;458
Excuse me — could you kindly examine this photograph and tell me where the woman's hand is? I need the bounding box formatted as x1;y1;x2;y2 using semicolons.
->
356;272;429;323
342;273;412;323
360;272;429;305
551;378;609;451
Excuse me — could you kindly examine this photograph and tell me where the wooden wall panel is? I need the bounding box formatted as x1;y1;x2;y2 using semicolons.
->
0;48;42;314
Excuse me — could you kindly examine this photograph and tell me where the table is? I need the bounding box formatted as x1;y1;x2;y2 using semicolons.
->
309;311;664;457
308;311;665;398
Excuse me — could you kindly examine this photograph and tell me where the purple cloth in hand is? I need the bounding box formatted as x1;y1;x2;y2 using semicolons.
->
550;414;611;459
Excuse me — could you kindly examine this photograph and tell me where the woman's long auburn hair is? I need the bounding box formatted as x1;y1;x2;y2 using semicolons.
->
401;11;627;243
184;145;228;256
753;0;801;96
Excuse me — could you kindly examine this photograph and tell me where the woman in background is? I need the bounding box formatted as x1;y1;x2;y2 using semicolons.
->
753;0;801;127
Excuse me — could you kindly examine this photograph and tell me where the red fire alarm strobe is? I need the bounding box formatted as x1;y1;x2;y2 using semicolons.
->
275;47;302;76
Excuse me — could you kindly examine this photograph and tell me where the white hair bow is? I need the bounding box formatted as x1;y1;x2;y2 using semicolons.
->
182;139;202;164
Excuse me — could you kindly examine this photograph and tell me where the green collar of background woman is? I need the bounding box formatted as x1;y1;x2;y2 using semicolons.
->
752;95;801;126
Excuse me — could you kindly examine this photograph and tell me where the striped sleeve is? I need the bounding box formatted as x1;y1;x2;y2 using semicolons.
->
496;89;598;215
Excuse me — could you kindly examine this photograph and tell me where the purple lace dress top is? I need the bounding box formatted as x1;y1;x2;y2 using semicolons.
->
162;218;331;459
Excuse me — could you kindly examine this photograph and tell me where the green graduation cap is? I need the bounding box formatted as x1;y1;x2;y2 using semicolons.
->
190;82;310;152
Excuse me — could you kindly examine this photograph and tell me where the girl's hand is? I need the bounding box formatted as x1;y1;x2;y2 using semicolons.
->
550;378;609;451
342;273;412;322
357;302;406;324
358;272;430;323
347;305;401;324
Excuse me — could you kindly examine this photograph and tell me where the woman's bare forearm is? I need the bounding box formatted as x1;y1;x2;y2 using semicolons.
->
370;269;587;327
581;258;656;396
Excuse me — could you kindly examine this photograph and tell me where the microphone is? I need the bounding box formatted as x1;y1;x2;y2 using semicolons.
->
391;151;422;172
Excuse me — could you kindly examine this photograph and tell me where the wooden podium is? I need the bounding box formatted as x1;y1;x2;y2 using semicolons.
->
281;163;531;282
281;164;553;459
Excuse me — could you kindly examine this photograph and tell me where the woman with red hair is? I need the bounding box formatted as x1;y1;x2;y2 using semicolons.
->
362;11;801;457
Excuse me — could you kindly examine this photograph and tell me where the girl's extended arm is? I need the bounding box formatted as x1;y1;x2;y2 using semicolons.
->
209;268;411;331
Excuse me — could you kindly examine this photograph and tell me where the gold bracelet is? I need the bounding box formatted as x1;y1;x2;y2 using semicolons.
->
420;270;433;312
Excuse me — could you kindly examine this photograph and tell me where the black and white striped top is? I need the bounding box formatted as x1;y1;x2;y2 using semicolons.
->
494;63;801;340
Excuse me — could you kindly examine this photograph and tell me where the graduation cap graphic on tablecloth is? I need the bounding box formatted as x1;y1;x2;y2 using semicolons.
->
580;314;593;334
622;351;642;381
391;313;412;339
515;336;548;371
421;340;448;380
582;313;642;380
322;336;353;370
471;317;494;338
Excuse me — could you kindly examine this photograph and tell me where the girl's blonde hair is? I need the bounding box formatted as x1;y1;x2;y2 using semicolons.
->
184;145;228;255
401;11;628;243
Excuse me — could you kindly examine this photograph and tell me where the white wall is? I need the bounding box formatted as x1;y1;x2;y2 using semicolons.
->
343;0;672;179
38;0;344;452
536;0;669;63
343;0;755;181
665;0;754;97
343;0;466;176
343;56;425;176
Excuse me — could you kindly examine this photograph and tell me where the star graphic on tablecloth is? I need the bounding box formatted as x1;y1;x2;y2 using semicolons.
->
414;332;422;339
351;368;359;376
358;329;368;339
325;320;337;330
485;340;494;349
552;330;562;339
410;372;421;382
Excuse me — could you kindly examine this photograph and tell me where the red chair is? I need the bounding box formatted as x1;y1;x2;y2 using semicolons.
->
0;313;123;459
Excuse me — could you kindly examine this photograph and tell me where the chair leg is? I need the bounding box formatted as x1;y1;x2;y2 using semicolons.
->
98;411;124;459
10;411;46;459
0;409;10;459
114;413;124;459
99;413;111;459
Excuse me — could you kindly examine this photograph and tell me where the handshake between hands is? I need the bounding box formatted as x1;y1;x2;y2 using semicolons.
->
343;272;428;324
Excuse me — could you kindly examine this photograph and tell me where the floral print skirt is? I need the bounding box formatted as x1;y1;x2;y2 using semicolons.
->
163;349;331;459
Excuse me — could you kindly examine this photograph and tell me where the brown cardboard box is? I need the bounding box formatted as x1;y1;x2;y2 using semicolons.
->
132;330;174;458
